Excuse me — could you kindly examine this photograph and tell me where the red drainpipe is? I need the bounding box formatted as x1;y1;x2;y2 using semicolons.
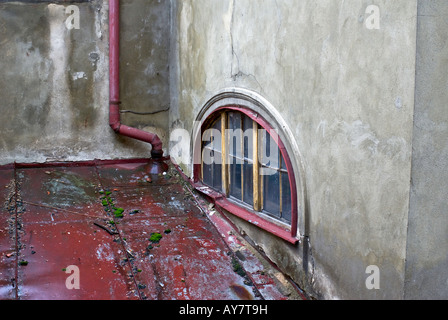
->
109;0;167;170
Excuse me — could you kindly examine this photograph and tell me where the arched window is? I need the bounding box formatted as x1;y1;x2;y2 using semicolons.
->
196;106;299;244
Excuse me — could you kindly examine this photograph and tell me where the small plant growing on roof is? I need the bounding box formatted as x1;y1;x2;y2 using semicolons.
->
149;232;163;243
19;260;28;266
231;257;246;277
113;207;124;218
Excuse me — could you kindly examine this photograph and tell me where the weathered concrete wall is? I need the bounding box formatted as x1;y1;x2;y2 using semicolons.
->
119;0;170;144
0;0;170;165
405;0;448;300
2;0;445;300
170;0;418;299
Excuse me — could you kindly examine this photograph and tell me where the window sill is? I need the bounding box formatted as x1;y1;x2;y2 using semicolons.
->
193;183;299;245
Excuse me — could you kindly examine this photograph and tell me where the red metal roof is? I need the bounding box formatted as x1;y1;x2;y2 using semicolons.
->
0;159;297;300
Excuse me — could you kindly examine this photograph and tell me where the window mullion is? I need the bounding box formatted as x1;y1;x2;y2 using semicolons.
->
240;116;244;202
279;167;283;219
221;112;229;196
260;129;265;212
279;153;286;220
252;121;260;212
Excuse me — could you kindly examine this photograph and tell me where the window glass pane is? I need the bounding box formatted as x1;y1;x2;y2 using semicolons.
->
202;116;222;192
243;161;253;206
212;118;222;149
263;170;280;217
229;133;239;157
203;140;212;150
281;172;292;223
202;162;213;187
202;146;221;166
213;161;222;191
243;135;252;159
229;157;242;200
243;116;253;160
203;117;221;152
202;128;213;149
280;152;287;171
212;116;222;130
261;130;279;169
228;112;241;130
212;135;222;152
228;112;242;157
202;151;222;192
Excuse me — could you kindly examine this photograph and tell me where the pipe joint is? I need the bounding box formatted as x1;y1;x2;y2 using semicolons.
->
151;149;164;159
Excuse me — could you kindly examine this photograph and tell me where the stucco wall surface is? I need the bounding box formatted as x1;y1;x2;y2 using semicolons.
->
405;0;448;300
0;0;170;165
170;0;418;299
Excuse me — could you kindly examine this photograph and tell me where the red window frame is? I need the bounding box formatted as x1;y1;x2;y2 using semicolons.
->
193;106;298;244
